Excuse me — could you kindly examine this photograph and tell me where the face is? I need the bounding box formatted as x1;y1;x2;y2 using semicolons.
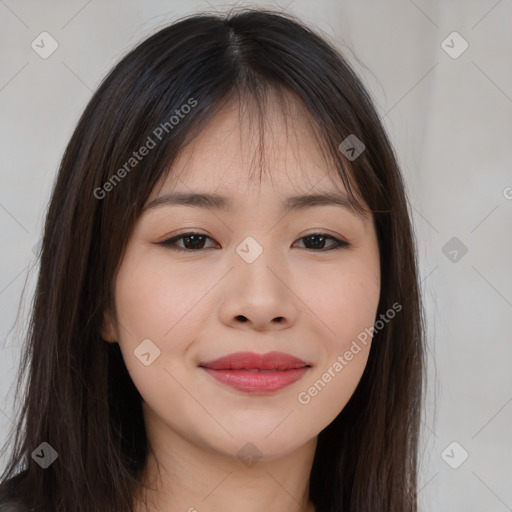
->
101;96;381;463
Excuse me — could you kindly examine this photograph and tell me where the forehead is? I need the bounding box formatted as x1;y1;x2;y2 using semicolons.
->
161;93;345;192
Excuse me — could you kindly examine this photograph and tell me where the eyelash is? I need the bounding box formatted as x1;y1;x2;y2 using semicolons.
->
157;232;350;253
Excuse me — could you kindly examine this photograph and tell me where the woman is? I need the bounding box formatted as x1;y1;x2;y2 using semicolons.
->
0;7;425;511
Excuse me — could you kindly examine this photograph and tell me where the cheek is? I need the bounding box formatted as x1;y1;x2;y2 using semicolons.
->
111;246;239;400
111;253;206;427
114;248;209;343
295;347;370;438
295;254;379;425
313;250;380;346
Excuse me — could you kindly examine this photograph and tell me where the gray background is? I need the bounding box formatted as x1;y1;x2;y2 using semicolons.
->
1;1;511;510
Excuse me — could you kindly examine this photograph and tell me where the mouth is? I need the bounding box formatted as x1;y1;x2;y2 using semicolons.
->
198;351;312;394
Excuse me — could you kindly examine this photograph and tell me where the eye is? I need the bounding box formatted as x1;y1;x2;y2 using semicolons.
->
157;232;351;252
158;232;219;251
295;233;350;251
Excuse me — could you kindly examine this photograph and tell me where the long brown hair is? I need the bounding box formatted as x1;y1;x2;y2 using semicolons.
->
0;7;425;511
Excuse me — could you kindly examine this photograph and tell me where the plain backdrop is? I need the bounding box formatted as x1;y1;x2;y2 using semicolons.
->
1;1;511;511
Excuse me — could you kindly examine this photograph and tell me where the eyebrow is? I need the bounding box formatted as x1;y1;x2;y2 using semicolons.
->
143;191;367;219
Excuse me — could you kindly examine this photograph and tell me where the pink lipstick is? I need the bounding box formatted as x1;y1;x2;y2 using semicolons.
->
199;351;311;394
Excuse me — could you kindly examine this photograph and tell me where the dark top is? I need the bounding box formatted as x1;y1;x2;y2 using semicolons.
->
0;502;26;512
0;473;32;512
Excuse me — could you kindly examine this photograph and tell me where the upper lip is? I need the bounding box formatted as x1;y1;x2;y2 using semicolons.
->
199;351;311;370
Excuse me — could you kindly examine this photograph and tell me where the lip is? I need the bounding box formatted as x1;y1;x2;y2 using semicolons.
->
199;351;310;370
199;351;311;394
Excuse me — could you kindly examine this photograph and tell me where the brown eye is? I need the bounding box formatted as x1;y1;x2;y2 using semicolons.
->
294;234;350;251
158;233;217;251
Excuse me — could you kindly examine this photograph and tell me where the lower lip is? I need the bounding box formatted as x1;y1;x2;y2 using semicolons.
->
201;367;309;394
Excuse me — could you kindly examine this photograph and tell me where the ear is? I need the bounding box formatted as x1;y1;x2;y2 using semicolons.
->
99;308;117;343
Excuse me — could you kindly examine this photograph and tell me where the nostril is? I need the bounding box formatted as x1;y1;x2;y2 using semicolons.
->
236;315;248;322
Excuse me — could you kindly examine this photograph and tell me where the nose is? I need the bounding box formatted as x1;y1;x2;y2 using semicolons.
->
235;313;286;329
219;251;299;332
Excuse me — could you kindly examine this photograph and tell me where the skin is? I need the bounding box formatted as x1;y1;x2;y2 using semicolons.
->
101;93;381;512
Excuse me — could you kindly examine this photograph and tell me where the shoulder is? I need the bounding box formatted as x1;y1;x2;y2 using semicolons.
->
0;473;30;512
0;495;28;512
0;501;27;512
0;472;52;512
